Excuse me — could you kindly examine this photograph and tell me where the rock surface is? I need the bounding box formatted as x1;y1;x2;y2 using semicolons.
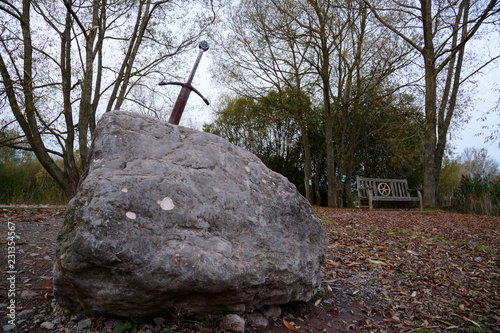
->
53;110;327;318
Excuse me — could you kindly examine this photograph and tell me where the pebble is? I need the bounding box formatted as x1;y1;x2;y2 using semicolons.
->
17;309;35;319
20;290;38;299
221;314;245;333
260;304;281;319
40;321;55;329
247;312;269;328
76;318;92;330
2;324;16;332
153;317;166;325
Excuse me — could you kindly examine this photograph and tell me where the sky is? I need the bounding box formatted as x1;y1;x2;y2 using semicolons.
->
452;65;500;163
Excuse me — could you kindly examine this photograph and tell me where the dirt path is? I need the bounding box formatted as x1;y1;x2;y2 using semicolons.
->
1;207;499;332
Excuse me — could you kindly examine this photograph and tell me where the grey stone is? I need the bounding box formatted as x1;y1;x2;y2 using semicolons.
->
40;321;55;330
20;290;38;299
2;324;16;332
17;309;35;319
247;312;269;328
221;314;245;333
53;110;327;318
259;304;282;319
153;317;166;325
76;318;92;330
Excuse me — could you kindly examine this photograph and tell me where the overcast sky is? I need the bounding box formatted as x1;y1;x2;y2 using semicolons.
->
452;64;500;163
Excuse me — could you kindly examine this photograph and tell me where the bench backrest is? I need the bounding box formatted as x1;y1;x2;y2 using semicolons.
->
356;177;411;198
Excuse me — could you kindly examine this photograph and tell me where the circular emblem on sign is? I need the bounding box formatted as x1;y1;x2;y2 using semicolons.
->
377;183;391;196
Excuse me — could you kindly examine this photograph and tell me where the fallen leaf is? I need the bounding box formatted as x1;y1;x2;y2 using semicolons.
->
368;259;387;266
314;298;322;306
37;286;53;290
283;318;298;332
329;309;339;315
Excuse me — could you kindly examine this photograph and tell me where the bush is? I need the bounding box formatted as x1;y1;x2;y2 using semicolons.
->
0;160;66;205
450;175;500;216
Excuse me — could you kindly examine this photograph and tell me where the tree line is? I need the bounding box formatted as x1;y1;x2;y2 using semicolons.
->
209;0;499;208
204;89;425;207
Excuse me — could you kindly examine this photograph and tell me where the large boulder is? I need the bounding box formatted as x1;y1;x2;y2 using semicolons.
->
53;110;327;318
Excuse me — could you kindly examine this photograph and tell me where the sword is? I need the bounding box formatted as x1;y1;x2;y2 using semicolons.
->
159;41;210;125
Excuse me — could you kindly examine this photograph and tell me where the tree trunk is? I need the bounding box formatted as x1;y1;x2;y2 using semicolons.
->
421;0;437;207
325;113;337;207
314;147;323;206
299;120;313;204
61;9;80;199
77;0;100;168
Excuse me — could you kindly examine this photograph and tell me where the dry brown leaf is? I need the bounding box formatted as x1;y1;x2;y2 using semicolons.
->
329;309;339;315
283;318;298;332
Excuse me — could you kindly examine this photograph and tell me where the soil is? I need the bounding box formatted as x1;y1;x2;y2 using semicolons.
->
0;206;498;333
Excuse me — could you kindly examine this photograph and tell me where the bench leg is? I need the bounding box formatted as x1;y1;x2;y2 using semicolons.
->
418;191;423;211
368;192;373;211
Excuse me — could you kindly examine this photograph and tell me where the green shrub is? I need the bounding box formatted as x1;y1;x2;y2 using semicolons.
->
0;160;66;205
450;175;500;216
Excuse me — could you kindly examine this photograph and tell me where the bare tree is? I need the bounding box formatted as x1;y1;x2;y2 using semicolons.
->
0;0;213;200
215;0;318;203
363;0;500;206
329;0;417;207
459;147;499;180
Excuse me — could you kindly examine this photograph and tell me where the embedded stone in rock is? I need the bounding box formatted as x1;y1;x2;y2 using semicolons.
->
53;110;328;318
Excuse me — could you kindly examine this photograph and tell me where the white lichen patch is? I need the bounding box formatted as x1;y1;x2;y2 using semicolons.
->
157;197;175;210
262;179;267;184
122;188;128;193
126;212;137;219
245;166;250;173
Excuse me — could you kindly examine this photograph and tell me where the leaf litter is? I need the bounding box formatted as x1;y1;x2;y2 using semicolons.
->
315;207;500;332
1;206;498;332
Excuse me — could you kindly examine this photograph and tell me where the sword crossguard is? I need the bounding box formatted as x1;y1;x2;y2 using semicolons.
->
159;41;210;125
159;82;210;106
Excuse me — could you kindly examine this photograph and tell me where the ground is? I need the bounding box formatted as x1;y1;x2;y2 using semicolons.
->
0;206;499;332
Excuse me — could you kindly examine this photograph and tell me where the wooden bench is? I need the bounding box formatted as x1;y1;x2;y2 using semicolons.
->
356;177;423;211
